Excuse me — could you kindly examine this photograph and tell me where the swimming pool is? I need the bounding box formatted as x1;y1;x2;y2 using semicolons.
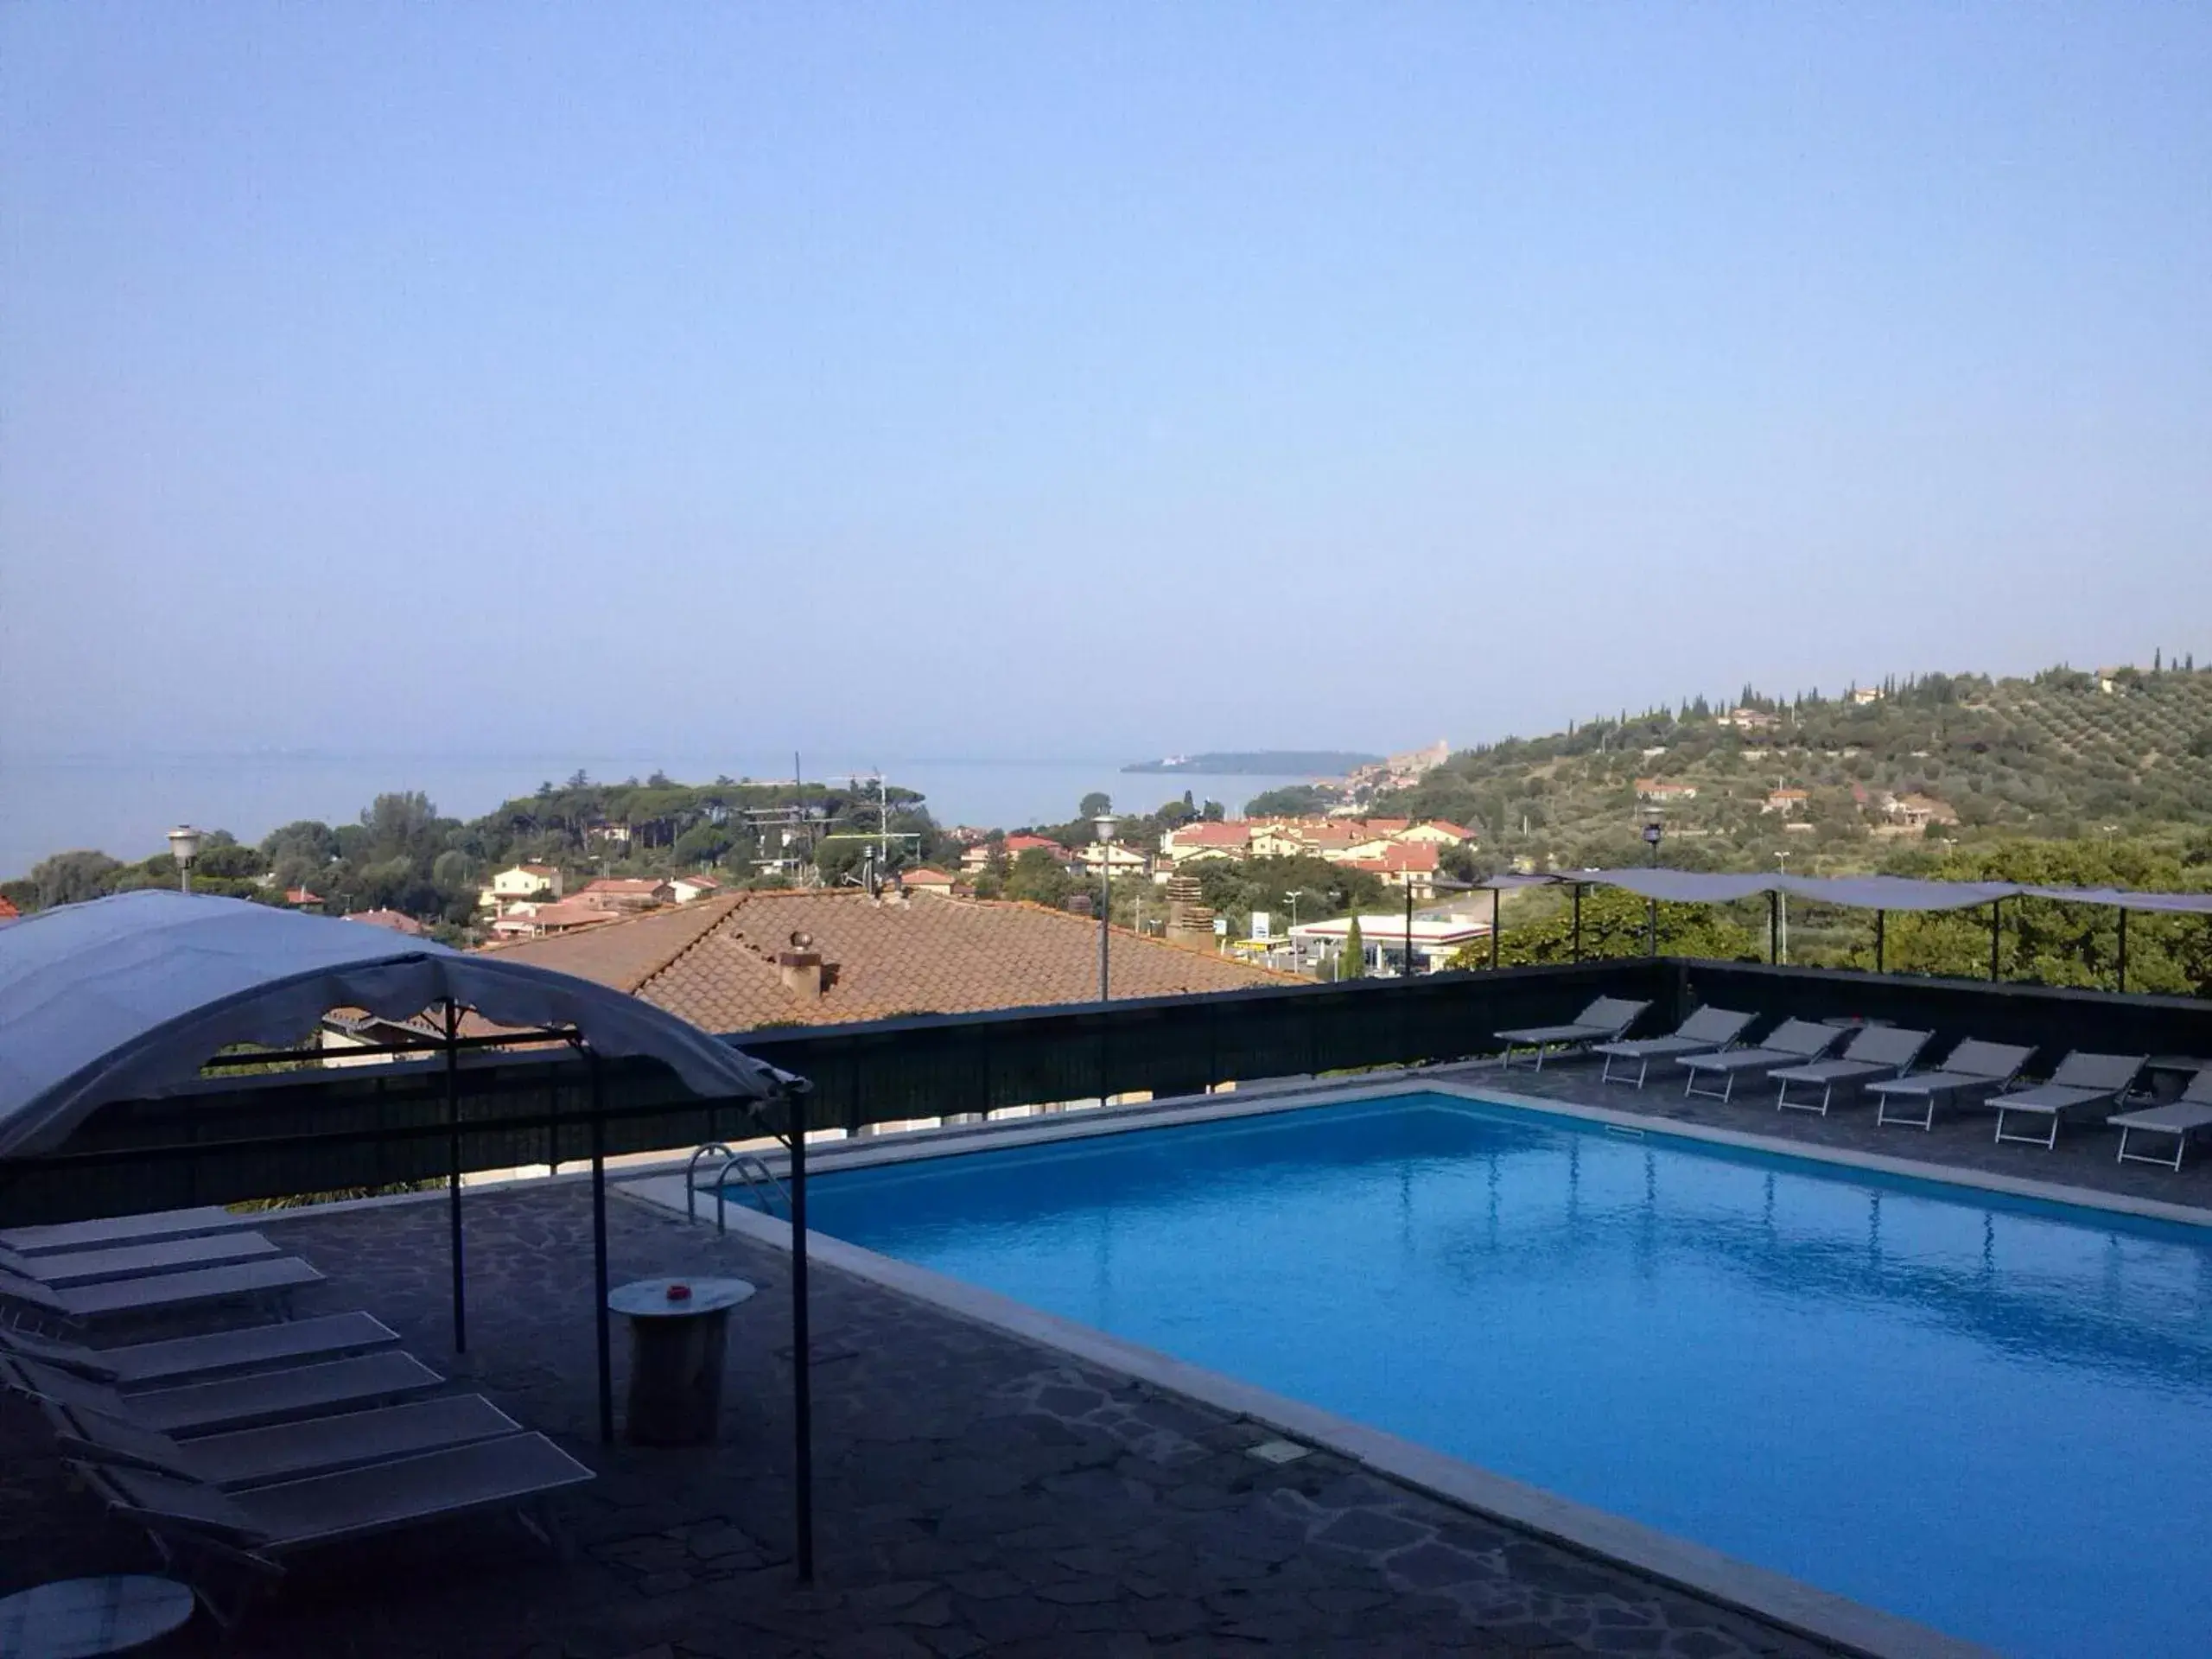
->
797;1090;2212;1657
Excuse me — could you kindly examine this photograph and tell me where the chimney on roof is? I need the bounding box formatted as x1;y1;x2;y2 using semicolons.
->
778;949;825;997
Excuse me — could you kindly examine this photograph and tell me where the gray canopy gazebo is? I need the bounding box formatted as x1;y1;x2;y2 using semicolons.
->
0;890;822;1573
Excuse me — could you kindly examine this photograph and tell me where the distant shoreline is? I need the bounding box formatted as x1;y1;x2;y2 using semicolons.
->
1122;751;1377;777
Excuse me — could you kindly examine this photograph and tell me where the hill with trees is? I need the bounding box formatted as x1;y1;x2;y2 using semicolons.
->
1385;659;2212;876
0;772;956;935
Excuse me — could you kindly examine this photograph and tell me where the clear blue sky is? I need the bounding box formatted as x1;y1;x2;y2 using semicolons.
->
4;3;2208;762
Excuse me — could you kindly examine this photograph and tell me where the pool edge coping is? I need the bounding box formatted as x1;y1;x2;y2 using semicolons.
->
620;1083;2022;1659
665;1063;2212;1235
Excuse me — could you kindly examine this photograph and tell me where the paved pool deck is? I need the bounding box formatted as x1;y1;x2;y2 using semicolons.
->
0;1164;1846;1659
1435;1052;2212;1217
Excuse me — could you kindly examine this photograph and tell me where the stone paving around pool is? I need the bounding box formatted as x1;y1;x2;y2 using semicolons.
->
0;1173;1839;1659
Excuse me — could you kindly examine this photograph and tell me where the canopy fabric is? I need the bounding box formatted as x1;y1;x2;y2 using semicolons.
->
0;891;793;1159
1552;870;2212;915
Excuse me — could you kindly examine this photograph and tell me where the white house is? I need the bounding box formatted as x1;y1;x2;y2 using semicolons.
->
479;863;561;912
1073;842;1152;880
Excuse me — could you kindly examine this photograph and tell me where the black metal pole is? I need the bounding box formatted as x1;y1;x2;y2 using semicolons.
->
1490;887;1501;971
1875;909;1885;974
443;1001;466;1354
1768;892;1779;965
1404;885;1414;978
1989;898;2002;982
2117;906;2128;995
1572;884;1583;963
1098;864;1109;1002
589;1052;613;1446
1646;835;1659;956
787;1087;815;1583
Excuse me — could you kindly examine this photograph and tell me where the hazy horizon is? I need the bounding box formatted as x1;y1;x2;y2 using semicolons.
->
5;5;2209;767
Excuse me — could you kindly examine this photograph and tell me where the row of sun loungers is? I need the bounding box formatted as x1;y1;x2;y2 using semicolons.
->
1495;997;2203;1162
0;1211;594;1630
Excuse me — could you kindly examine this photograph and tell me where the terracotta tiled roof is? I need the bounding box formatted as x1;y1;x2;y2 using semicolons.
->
578;878;671;897
475;888;1294;1033
0;896;17;922
480;895;740;988
1370;842;1440;871
1171;822;1250;846
901;868;957;887
346;908;425;935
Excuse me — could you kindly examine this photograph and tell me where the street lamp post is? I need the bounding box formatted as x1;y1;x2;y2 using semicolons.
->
1283;888;1307;975
1641;812;1663;956
1093;812;1116;1002
167;825;204;895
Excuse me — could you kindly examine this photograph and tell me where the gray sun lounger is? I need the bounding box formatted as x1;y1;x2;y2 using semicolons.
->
2110;1066;2212;1170
1866;1040;2035;1130
1989;1052;2149;1150
0;1255;324;1329
1;1350;443;1437
1770;1026;1936;1115
0;1207;240;1258
1677;1020;1847;1103
1592;1007;1758;1088
0;1230;286;1290
50;1391;525;1490
1495;997;1651;1071
81;1434;596;1626
0;1312;403;1389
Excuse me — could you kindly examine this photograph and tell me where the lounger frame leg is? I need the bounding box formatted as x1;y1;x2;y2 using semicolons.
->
1993;1108;2061;1150
2114;1126;2190;1172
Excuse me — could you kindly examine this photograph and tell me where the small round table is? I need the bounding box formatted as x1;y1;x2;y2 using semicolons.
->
607;1275;756;1446
0;1576;194;1657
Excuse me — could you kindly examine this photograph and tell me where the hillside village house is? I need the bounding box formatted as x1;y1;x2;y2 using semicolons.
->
1762;788;1809;816
1160;821;1254;866
1888;791;1961;830
575;877;676;912
1635;779;1700;804
668;874;722;904
486;899;620;940
898;866;961;893
1074;842;1152;880
1165;817;1468;879
959;833;1077;874
479;862;561;912
1395;819;1474;845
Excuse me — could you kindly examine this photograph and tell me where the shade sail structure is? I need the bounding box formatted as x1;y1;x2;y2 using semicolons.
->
0;891;794;1158
1553;870;2212;916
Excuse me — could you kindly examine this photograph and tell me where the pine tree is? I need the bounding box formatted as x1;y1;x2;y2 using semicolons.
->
1339;915;1366;979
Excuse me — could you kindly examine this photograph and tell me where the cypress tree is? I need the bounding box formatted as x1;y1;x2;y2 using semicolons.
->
1340;915;1366;979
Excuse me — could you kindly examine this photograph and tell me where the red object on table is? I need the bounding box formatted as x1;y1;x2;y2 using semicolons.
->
666;1283;692;1302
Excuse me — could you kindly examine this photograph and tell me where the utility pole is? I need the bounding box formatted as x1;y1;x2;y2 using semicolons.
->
1775;851;1789;964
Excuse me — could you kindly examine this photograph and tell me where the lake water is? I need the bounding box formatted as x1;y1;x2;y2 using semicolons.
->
0;752;1324;874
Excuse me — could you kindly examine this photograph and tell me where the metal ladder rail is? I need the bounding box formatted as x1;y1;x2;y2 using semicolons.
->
684;1143;734;1227
711;1152;791;1232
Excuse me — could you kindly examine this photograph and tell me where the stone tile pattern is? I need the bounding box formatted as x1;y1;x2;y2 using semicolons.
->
1;1178;1832;1658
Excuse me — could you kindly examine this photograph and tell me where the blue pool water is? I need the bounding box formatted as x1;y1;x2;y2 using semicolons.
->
801;1093;2212;1657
